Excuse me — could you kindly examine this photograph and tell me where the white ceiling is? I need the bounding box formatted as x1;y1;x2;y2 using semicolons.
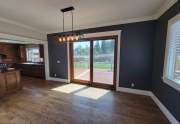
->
0;0;176;34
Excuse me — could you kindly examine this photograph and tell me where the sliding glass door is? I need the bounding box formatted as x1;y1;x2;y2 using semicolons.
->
70;36;117;89
93;39;115;85
72;41;90;84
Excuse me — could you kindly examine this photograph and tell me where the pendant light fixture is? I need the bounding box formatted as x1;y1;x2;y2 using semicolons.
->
58;6;83;43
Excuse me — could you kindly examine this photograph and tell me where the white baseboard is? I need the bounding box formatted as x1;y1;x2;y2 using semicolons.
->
47;77;69;83
116;87;179;124
116;87;151;96
149;93;179;124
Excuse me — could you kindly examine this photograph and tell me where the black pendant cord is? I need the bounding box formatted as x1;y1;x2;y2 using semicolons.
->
63;12;65;32
71;10;74;32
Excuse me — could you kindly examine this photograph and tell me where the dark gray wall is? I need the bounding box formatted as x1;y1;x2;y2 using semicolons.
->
48;21;156;91
152;1;180;122
48;36;68;79
47;1;180;121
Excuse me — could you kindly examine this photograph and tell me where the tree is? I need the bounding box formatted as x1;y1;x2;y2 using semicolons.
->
94;41;101;54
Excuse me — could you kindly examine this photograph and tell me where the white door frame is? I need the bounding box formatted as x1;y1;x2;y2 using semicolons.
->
67;30;122;90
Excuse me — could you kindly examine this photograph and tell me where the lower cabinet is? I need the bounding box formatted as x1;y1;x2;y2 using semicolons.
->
16;63;45;79
0;74;6;97
0;70;22;97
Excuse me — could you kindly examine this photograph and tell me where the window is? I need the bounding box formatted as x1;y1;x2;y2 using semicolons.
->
163;14;180;91
26;46;40;62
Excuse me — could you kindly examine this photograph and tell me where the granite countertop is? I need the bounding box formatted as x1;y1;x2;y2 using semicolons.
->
17;62;44;66
0;68;19;73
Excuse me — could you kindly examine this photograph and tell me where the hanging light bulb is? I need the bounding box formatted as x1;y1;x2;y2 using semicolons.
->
59;37;63;42
75;35;79;41
73;35;75;41
68;36;71;41
70;35;74;41
67;36;70;41
62;36;66;42
70;36;72;41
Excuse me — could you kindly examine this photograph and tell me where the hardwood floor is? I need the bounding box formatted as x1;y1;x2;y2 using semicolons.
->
0;77;169;124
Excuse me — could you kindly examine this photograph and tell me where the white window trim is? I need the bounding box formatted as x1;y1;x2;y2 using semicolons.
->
163;13;180;92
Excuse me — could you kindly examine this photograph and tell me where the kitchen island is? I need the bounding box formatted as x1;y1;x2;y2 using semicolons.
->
0;70;22;97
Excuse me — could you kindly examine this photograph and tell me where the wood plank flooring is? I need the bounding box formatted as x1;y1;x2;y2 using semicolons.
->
0;77;169;124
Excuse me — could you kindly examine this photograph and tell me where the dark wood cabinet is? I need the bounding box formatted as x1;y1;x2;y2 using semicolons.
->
19;45;26;62
0;74;6;97
0;70;22;97
0;43;20;64
39;45;44;58
5;71;21;92
16;63;45;79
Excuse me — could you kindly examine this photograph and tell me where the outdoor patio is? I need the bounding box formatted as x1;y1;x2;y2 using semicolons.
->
74;68;114;85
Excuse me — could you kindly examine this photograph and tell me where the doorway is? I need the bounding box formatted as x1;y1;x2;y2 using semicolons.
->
70;36;118;90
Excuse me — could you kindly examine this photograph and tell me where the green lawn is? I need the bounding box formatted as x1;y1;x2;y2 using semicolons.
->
74;62;113;70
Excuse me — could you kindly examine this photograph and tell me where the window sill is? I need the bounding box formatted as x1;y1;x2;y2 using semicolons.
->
162;77;180;92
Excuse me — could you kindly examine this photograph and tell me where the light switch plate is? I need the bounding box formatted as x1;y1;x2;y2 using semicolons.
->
57;60;61;63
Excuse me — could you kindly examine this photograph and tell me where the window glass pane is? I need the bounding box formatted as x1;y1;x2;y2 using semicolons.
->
166;19;180;82
174;21;180;81
26;47;40;62
175;56;180;80
93;39;115;84
73;41;90;81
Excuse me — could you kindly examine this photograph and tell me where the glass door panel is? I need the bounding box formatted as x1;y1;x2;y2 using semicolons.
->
73;41;90;81
93;39;115;85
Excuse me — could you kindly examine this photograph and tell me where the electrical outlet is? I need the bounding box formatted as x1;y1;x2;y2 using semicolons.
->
131;83;135;87
54;73;57;77
57;60;61;64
